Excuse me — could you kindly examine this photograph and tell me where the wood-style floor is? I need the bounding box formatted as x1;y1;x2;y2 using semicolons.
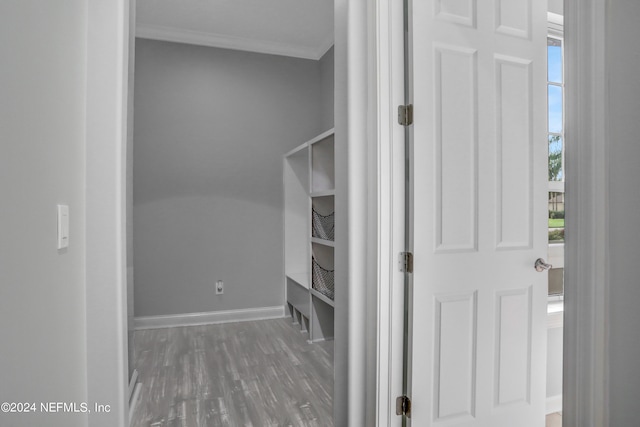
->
546;412;562;427
130;318;334;427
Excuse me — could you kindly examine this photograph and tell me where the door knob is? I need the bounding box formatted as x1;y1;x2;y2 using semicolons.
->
534;258;552;272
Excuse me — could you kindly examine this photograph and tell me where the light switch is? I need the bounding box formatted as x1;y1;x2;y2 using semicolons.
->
57;204;69;249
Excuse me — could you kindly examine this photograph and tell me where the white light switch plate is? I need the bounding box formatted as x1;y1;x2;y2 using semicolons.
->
57;204;69;249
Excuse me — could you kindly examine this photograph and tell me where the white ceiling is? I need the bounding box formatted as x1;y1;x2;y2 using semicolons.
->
136;0;334;60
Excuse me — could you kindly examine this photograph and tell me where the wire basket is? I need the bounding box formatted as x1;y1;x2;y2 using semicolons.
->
312;258;335;300
312;208;335;241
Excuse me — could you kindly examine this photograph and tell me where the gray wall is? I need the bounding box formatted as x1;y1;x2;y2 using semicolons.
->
607;1;640;424
0;1;88;426
319;46;335;131
134;39;333;316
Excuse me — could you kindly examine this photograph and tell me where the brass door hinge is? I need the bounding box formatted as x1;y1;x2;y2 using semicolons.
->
396;395;412;417
398;104;413;126
399;252;413;273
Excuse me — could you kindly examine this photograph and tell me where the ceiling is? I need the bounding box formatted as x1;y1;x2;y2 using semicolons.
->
136;0;334;60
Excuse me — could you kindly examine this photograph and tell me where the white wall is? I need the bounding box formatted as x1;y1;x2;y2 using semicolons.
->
0;1;88;426
606;1;640;424
133;39;332;316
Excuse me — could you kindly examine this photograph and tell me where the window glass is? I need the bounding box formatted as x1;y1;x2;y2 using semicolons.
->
548;85;563;133
547;37;563;83
548;191;565;243
547;34;564;298
548;135;563;181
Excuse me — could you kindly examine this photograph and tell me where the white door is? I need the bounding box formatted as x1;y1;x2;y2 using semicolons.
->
408;0;548;426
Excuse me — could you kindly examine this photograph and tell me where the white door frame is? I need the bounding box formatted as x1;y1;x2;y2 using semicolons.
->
374;0;610;426
370;0;407;426
85;1;131;426
562;0;609;426
85;0;609;426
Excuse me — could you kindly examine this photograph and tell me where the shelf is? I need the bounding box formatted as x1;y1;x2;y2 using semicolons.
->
286;272;309;289
311;133;335;193
284;142;309;158
310;289;335;307
306;128;335;146
285;128;336;344
311;237;335;247
310;190;335;197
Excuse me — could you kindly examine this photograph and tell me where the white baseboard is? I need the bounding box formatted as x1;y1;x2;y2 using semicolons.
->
128;369;139;401
134;306;286;330
546;394;563;414
128;382;142;426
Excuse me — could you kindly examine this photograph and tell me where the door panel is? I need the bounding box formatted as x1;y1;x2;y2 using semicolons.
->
408;0;547;425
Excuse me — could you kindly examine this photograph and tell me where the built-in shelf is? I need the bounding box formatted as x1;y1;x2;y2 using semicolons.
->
286;272;309;289
307;128;335;146
311;237;335;247
310;288;335;307
284;128;336;343
310;190;335;198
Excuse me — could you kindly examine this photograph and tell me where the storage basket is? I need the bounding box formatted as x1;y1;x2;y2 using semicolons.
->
312;257;335;300
312;208;335;241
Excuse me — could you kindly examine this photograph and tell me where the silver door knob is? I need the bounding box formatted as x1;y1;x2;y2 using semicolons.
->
534;258;552;272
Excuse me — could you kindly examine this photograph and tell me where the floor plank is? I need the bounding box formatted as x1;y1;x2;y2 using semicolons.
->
131;318;334;427
546;412;562;427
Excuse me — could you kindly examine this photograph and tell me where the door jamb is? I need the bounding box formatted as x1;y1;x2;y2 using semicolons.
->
371;0;407;426
85;1;131;426
563;0;609;426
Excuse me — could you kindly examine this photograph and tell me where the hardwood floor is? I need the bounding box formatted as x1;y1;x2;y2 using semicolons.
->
130;318;334;427
546;412;562;427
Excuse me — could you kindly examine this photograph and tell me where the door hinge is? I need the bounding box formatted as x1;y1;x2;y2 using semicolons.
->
396;395;412;417
399;252;413;273
398;104;413;126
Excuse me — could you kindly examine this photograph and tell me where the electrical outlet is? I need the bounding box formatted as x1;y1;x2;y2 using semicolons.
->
215;280;224;295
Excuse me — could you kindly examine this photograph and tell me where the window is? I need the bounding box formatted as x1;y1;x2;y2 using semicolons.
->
547;21;564;299
548;35;564;244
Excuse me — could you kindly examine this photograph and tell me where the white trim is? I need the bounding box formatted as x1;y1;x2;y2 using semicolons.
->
548;303;564;329
85;1;131;426
128;369;139;401
342;0;377;424
128;369;140;425
563;0;609;426
333;0;348;423
133;306;286;330
374;0;406;426
548;243;565;268
548;12;564;35
547;394;563;415
136;24;331;60
128;382;142;426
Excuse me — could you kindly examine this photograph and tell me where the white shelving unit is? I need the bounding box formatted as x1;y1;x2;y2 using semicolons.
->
284;128;335;342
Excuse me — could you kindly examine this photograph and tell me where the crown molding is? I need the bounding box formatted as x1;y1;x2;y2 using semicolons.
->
136;24;331;60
